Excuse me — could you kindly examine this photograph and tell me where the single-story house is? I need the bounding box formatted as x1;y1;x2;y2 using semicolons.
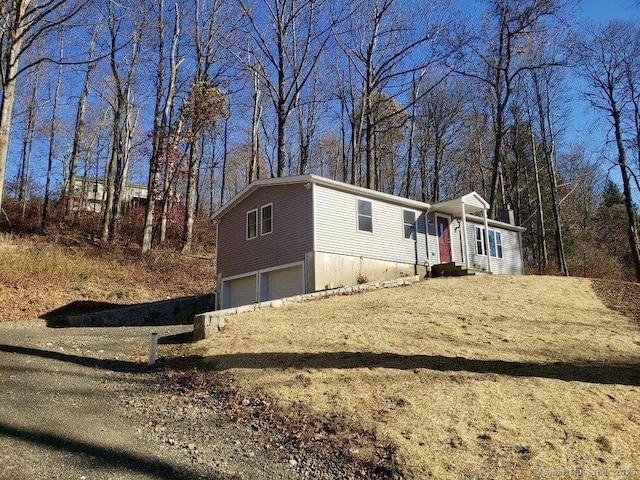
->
212;174;525;309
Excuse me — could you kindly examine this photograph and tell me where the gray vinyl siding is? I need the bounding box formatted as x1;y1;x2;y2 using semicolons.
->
464;220;524;274
217;183;313;278
450;218;464;263
314;184;428;265
425;212;439;264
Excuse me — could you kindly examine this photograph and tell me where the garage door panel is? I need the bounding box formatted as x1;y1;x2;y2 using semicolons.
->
223;274;257;308
262;265;303;301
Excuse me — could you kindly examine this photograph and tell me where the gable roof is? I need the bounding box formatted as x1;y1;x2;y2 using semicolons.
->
431;191;489;215
212;175;432;220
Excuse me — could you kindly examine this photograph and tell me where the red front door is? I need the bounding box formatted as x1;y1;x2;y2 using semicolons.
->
437;216;452;263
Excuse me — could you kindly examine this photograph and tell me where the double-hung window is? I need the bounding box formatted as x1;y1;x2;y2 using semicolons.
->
357;199;373;232
475;226;485;256
247;204;273;239
489;230;503;259
247;209;258;239
261;204;273;235
403;210;417;240
475;226;503;259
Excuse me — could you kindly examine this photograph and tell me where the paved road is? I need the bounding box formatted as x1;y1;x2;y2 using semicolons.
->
0;320;305;480
0;320;200;479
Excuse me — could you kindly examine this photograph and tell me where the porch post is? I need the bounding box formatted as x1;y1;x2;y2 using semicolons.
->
483;208;492;273
461;201;470;269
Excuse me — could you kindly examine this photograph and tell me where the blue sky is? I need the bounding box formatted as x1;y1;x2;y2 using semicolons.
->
576;0;637;22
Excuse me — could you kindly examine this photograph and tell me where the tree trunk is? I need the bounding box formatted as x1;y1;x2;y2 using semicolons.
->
0;0;29;216
182;138;199;253
249;68;261;183
142;0;167;253
66;30;96;216
613;108;640;282
220;110;228;206
42;50;63;231
18;73;38;218
532;70;567;275
529;118;548;273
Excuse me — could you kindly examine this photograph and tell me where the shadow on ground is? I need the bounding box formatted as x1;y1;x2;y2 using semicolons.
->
193;351;640;387
0;344;143;373
0;422;235;480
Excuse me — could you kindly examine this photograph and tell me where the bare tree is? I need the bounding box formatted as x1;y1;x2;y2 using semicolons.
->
575;21;640;282
236;0;334;177
142;0;184;252
42;40;64;230
66;27;98;216
530;67;569;275
101;2;142;243
0;0;86;216
181;0;230;253
414;75;464;202
336;0;452;191
16;67;39;218
453;0;572;217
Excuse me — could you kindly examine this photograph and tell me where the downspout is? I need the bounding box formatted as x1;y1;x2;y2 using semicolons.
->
215;220;221;310
461;201;470;270
483;208;492;273
424;207;432;278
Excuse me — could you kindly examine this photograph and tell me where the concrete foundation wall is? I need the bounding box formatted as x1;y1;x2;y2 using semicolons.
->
311;251;426;291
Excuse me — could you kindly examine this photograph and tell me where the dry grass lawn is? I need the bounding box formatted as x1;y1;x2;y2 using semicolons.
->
0;236;215;322
195;276;640;479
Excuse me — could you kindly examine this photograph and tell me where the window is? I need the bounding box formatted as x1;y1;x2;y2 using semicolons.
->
261;204;273;235
247;209;258;239
357;199;373;232
475;226;485;256
403;210;416;240
489;230;503;259
475;226;503;259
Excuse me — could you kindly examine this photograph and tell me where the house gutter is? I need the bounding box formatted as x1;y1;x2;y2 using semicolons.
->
424;206;432;277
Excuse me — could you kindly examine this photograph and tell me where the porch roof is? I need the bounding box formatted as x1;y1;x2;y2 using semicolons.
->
431;192;489;216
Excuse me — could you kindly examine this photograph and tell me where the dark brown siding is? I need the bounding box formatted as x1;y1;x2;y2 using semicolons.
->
217;183;314;278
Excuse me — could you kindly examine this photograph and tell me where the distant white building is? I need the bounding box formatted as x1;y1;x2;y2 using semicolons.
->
69;177;148;213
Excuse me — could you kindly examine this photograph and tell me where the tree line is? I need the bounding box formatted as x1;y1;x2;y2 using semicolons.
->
0;0;639;281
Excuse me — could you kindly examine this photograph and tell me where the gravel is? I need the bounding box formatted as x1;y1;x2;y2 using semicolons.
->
0;320;396;479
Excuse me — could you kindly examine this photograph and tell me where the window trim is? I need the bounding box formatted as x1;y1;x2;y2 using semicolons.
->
402;209;417;241
260;203;273;236
246;209;258;240
356;198;373;233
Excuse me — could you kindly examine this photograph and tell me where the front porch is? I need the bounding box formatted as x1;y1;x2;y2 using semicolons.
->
431;192;494;274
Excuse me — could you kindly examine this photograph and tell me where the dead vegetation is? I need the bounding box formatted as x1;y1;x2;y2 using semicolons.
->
0;235;215;322
194;275;640;479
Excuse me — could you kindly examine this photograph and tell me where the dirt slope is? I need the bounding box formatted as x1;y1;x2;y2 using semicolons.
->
195;275;640;479
0;238;215;322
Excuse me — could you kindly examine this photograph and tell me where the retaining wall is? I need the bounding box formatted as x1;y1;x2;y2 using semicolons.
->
193;275;420;340
59;294;215;328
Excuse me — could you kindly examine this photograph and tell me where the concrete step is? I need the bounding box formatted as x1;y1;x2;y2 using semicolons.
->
431;263;487;277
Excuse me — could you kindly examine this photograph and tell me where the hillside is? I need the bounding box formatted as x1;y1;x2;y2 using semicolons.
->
194;275;640;479
0;235;216;322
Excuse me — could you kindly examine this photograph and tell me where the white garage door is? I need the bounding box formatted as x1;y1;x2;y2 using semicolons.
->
222;274;257;309
260;265;304;302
